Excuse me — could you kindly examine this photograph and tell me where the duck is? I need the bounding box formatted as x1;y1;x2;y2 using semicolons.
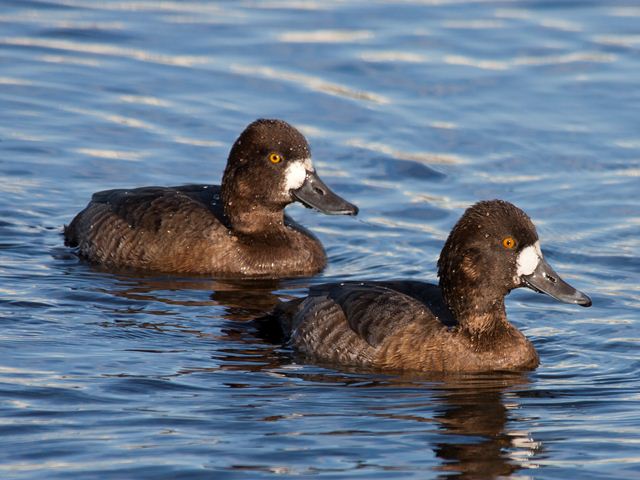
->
64;119;358;277
268;200;591;372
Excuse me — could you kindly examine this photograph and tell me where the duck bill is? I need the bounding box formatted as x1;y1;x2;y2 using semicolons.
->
522;257;592;307
292;170;358;216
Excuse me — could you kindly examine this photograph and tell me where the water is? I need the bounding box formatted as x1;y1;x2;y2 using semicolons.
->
1;0;639;478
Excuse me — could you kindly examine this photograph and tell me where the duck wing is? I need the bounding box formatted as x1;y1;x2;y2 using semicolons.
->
331;284;430;347
85;184;226;231
296;282;437;348
63;185;228;270
363;280;456;327
280;282;456;368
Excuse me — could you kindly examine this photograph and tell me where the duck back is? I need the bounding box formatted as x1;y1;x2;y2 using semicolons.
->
65;184;326;276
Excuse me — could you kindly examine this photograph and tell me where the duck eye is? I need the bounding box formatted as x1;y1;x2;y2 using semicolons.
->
502;236;517;249
269;153;282;164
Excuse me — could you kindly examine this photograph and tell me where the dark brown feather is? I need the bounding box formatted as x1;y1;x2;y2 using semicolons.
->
268;200;555;372
65;184;326;276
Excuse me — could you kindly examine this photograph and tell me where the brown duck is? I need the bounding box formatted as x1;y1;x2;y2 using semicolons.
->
64;119;358;277
269;200;591;372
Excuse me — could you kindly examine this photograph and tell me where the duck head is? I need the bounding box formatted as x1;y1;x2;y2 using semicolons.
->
221;119;358;218
437;200;591;319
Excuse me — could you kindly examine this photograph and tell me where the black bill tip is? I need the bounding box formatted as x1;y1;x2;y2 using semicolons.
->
522;257;592;308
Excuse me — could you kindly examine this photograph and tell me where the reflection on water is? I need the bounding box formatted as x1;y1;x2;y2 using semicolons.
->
307;371;540;479
430;376;540;478
106;273;285;319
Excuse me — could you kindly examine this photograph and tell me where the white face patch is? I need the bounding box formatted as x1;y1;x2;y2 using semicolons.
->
283;160;310;192
516;241;542;277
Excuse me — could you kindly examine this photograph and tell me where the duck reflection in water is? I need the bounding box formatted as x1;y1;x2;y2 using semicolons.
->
86;269;298;370
229;360;540;478
427;373;540;478
91;270;287;320
303;371;538;478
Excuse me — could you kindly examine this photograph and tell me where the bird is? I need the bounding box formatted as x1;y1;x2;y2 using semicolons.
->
265;200;591;372
64;119;358;277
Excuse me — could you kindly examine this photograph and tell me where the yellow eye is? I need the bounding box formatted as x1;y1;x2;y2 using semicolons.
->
269;153;282;164
502;236;517;249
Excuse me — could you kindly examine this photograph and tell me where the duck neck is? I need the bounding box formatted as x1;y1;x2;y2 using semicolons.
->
221;184;286;236
440;278;511;339
456;296;510;339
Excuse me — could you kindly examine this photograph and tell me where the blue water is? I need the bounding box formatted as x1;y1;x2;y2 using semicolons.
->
1;0;639;478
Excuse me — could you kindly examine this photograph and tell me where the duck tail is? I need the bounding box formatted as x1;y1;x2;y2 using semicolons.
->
251;297;305;344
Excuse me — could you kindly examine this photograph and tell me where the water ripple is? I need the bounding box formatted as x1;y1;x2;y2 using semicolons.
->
0;37;211;67
229;64;390;105
1;0;638;478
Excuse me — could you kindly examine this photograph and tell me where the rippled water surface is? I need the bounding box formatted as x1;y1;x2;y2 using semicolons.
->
1;1;639;478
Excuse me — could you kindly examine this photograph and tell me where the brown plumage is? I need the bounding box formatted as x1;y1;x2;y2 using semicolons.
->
268;200;591;372
64;119;357;277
